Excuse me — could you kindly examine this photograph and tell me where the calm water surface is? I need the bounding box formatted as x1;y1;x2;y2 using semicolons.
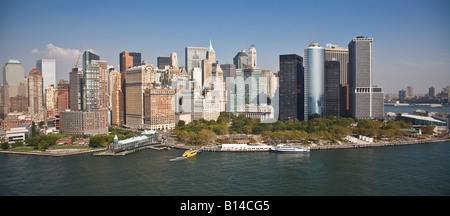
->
1;141;449;196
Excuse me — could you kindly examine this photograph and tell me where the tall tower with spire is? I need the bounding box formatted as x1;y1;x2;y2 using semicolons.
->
207;40;216;63
203;40;216;86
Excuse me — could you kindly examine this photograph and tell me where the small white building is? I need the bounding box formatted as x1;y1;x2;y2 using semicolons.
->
221;143;272;151
6;123;31;143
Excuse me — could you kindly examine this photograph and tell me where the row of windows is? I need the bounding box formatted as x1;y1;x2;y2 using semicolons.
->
355;87;372;93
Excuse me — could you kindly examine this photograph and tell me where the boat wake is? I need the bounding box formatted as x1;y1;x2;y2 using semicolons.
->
169;157;186;162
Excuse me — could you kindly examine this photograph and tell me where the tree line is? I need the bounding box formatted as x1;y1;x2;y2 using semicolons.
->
5;126;139;151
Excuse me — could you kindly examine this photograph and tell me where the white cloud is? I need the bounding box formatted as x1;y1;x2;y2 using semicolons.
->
31;43;83;60
31;48;40;54
31;44;85;82
45;43;82;59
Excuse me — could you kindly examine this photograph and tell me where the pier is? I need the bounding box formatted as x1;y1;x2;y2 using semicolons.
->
94;143;168;156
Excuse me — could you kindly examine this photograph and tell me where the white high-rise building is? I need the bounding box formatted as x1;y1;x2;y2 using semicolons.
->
170;52;178;69
248;45;257;68
45;84;56;110
36;59;56;89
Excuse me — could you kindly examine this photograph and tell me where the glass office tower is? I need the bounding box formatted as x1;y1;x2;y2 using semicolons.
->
304;43;324;118
279;54;306;121
36;59;56;88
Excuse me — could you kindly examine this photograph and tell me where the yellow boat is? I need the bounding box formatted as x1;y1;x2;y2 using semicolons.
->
182;149;198;158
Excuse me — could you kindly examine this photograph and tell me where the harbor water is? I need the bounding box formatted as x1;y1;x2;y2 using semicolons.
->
1;141;449;196
1;104;449;196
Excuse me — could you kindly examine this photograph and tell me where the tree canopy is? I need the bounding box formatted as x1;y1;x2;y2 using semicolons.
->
173;112;415;145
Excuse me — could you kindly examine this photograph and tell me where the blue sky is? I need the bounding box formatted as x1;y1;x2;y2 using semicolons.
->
1;0;449;94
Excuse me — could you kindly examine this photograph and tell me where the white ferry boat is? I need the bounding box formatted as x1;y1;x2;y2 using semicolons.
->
270;144;310;153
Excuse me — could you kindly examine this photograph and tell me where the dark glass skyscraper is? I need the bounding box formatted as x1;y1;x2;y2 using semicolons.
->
82;51;99;72
324;60;340;117
157;56;172;69
279;54;306;121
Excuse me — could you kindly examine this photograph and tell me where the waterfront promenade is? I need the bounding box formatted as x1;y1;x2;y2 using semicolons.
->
1;137;448;156
166;137;450;152
0;148;106;157
310;137;449;150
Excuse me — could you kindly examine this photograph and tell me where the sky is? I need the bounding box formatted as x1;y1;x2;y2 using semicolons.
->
1;0;449;94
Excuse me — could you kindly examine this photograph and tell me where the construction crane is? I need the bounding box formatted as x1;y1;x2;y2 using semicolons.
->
75;54;81;68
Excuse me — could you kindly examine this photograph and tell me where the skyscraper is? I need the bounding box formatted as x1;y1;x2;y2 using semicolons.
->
304;43;325;118
59;51;109;136
279;54;306;121
2;60;24;87
248;45;257;68
125;64;157;129
27;68;45;122
69;68;83;110
109;70;121;126
45;84;56;110
119;51;141;125
170;52;178;69
185;46;208;76
202;40;216;86
157;56;172;69
119;51;141;73
220;64;236;79
143;88;176;130
348;36;384;119
82;51;109;131
429;86;436;97
36;59;56;88
324;44;348;84
399;89;406;102
83;60;108;111
406;86;413;98
233;48;248;69
2;59;27;118
2;60;26;110
324;60;340;117
57;80;70;111
82;51;99;72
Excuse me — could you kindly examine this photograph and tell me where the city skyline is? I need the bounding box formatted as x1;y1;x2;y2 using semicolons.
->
1;0;449;94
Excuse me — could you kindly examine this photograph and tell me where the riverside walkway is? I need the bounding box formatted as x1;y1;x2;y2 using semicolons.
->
0;148;106;157
310;138;449;150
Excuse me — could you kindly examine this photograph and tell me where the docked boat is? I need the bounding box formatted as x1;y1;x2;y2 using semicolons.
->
270;144;310;153
182;149;198;158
